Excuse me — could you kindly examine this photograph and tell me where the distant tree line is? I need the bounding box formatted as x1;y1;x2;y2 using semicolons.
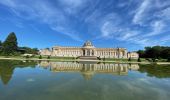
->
137;46;170;60
0;32;39;56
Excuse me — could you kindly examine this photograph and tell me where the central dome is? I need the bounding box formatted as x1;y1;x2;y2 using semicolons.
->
83;41;95;48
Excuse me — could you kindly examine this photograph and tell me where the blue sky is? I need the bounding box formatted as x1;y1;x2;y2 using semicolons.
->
0;0;170;51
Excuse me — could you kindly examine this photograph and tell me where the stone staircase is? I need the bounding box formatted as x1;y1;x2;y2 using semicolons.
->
78;56;99;60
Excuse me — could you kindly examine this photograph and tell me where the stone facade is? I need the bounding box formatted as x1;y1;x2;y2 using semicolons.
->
40;41;138;59
127;52;139;59
39;48;51;56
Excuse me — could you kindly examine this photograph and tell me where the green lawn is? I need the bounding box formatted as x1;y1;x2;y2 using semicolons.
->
102;58;137;62
0;55;169;63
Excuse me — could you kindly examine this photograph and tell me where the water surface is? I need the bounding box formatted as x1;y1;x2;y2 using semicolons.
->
0;60;170;100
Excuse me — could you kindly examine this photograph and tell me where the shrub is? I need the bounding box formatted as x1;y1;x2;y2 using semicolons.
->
47;56;50;59
97;57;101;60
152;58;158;62
26;55;29;59
167;57;170;62
13;52;21;56
103;57;105;61
138;58;141;62
39;55;42;59
128;58;131;61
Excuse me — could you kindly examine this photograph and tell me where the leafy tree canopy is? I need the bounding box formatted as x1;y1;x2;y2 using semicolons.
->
138;46;170;59
2;32;18;55
19;47;39;54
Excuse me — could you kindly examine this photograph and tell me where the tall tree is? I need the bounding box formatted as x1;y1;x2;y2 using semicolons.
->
2;32;18;55
0;40;2;54
0;40;2;46
137;50;145;58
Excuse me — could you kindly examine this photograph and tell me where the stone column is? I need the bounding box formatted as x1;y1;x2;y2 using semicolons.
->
85;50;87;56
120;52;123;58
89;50;91;56
115;52;117;58
118;51;120;58
119;52;121;58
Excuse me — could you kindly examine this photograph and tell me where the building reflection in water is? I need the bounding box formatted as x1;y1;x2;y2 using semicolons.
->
38;61;140;80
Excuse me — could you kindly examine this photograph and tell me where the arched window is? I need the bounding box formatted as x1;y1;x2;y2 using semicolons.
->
83;50;85;56
87;50;90;56
92;50;94;56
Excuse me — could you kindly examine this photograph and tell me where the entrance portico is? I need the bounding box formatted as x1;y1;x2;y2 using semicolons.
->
82;40;95;57
83;49;95;56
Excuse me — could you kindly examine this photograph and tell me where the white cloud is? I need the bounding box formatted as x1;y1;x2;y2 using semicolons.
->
100;13;122;37
58;0;88;14
156;7;170;21
51;26;83;42
128;0;170;46
98;0;170;46
145;20;166;37
59;0;85;8
0;0;83;41
154;0;170;8
101;21;121;38
0;0;170;47
84;9;102;24
120;31;139;40
133;0;151;25
159;35;170;44
0;0;16;7
99;12;142;44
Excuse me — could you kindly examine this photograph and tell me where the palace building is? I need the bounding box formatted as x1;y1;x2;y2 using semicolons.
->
40;41;138;59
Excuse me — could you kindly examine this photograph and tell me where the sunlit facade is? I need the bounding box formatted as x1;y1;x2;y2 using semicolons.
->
40;41;138;59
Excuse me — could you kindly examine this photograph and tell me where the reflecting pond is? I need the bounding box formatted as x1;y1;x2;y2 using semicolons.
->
0;60;170;100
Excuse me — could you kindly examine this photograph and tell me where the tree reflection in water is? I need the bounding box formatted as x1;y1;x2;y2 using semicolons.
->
0;60;37;85
138;64;170;78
